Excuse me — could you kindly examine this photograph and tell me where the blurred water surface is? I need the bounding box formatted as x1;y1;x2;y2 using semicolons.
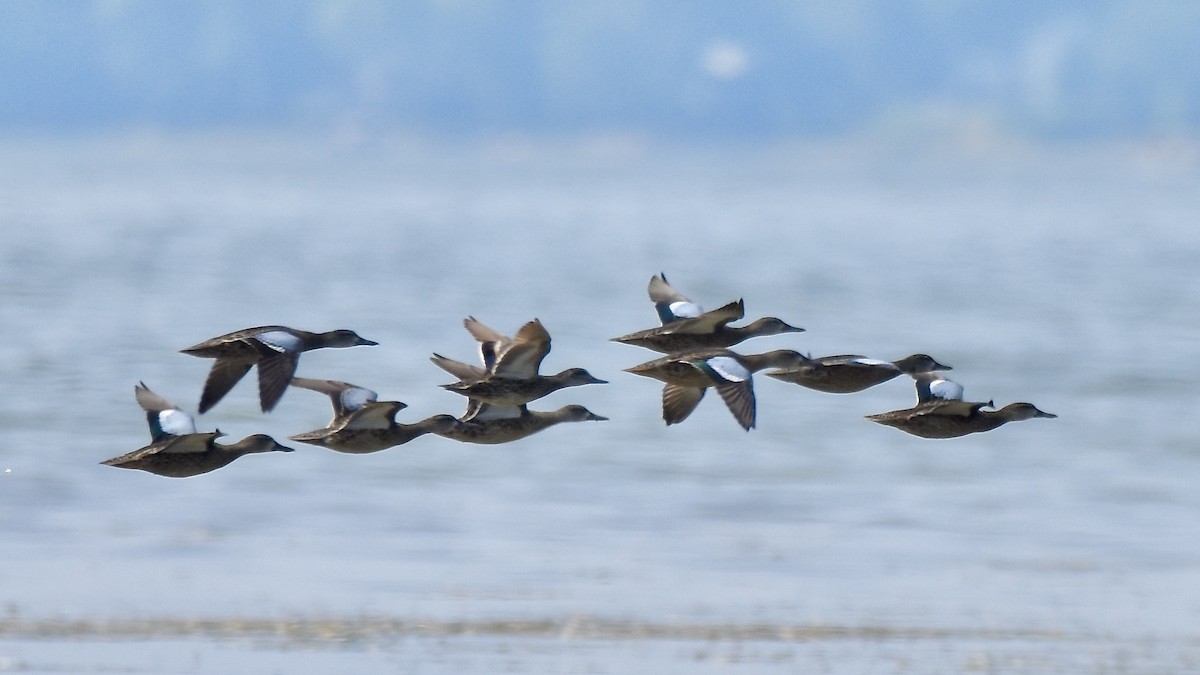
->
1;133;1198;673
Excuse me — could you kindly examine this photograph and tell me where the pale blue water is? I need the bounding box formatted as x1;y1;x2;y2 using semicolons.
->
1;134;1199;673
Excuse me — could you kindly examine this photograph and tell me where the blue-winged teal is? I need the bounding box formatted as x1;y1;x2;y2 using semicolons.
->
624;348;808;431
766;353;949;394
436;401;607;445
865;373;1056;438
288;377;466;453
612;316;803;354
432;317;606;406
180;325;377;414
614;274;803;353
102;383;293;477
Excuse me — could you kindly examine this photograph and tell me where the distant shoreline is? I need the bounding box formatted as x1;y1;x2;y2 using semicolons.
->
0;614;1092;644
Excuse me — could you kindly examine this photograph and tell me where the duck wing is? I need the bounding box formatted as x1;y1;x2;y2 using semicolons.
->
197;357;255;414
915;399;986;418
913;373;965;404
648;273;704;324
700;355;756;431
343;401;407;430
463;316;514;372
492;319;552;378
135;382;196;441
662;384;705;425
102;432;219;467
253;345;301;413
290;377;379;425
660;299;745;335
430;353;489;382
713;379;756;431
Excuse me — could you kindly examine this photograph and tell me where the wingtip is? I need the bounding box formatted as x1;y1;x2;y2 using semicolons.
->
258;393;284;413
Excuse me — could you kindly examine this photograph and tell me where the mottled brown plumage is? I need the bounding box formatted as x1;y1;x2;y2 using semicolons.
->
866;401;1057;439
436;403;607;445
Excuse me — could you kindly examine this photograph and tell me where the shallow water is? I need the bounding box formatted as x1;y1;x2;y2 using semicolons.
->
1;133;1198;673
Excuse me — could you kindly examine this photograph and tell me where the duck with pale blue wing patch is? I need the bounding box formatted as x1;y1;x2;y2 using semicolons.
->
866;372;1056;439
101;383;293;477
179;325;378;414
613;273;805;354
287;377;468;454
623;348;808;431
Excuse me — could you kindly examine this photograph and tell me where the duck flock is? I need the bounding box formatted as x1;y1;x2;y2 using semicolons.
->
102;274;1056;478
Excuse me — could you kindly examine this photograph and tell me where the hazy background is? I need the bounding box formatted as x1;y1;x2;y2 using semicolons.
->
2;3;1199;674
3;0;1198;141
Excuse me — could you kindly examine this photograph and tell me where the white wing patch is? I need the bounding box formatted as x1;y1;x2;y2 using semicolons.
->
928;378;965;401
255;330;303;353
158;409;196;436
705;356;750;383
340;386;378;412
852;358;895;368
669;301;703;319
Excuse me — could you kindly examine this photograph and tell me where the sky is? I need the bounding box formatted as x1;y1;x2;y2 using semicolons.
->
1;0;1198;140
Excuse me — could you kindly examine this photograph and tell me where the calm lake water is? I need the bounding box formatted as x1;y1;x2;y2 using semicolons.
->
1;133;1198;673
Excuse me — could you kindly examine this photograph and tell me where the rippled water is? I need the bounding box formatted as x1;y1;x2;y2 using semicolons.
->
1;133;1198;673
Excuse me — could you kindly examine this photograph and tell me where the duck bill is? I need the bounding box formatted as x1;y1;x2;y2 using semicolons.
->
623;365;656;378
